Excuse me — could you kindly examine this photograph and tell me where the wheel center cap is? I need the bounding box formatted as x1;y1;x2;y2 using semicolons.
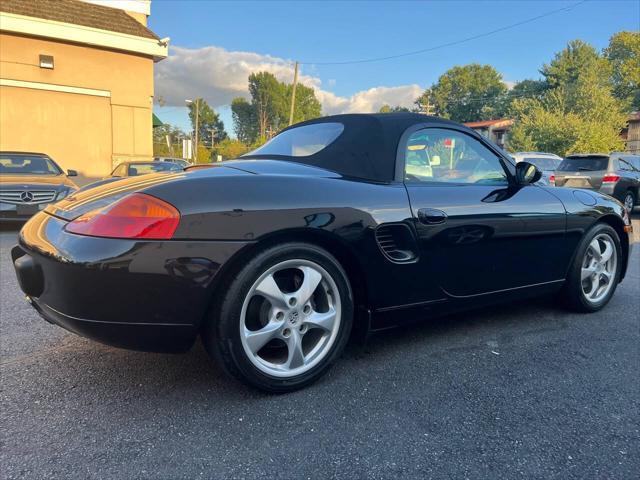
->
289;311;299;324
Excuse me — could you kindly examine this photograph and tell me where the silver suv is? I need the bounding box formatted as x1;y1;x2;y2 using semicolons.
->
511;152;562;186
553;153;640;212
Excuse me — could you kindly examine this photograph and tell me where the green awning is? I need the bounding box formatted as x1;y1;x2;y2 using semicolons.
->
152;113;163;128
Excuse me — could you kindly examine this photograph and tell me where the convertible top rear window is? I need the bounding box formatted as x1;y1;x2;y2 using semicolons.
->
248;123;344;157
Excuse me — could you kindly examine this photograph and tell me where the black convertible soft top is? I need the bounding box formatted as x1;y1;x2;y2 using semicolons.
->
241;113;462;182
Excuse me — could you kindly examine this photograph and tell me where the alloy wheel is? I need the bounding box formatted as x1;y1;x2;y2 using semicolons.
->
623;193;634;213
239;259;342;378
581;233;617;304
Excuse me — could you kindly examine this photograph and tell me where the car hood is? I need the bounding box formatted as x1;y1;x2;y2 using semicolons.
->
0;174;77;189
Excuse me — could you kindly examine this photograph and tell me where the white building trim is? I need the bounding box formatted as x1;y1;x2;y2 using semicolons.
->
0;78;111;98
0;11;168;61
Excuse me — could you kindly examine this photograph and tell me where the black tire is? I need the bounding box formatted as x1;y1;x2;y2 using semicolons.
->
202;242;353;393
623;190;636;213
561;223;622;313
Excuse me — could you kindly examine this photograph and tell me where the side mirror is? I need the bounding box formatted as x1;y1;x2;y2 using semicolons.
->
515;161;542;185
67;169;78;177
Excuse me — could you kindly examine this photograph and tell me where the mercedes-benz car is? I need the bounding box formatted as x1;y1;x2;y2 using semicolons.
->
0;152;78;222
12;114;633;392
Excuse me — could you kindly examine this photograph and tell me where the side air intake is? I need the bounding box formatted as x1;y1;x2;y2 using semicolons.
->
375;224;418;263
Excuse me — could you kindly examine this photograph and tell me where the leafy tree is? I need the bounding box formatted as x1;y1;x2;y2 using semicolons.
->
506;79;548;107
509;40;626;155
604;31;640;109
379;104;410;113
187;98;228;147
420;64;508;122
542;40;611;89
152;123;185;157
231;97;258;144
212;138;252;160
285;82;322;124
195;143;212;164
232;71;322;144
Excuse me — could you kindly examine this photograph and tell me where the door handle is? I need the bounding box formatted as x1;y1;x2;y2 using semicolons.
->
417;208;447;224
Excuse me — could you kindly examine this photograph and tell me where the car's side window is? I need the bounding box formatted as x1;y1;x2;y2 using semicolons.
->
404;128;508;185
617;159;633;171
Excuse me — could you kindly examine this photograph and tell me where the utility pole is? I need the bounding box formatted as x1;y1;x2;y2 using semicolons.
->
186;98;200;161
288;61;299;126
194;98;200;159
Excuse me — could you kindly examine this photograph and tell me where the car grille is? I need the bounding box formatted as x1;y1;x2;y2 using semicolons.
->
0;190;57;205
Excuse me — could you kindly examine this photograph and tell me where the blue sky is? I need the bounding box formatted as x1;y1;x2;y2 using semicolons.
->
149;0;639;137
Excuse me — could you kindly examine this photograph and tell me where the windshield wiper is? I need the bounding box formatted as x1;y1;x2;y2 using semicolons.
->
577;167;594;171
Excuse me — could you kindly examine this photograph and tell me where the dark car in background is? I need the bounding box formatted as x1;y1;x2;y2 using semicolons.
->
553;153;640;212
154;157;191;168
0;152;78;222
111;161;184;178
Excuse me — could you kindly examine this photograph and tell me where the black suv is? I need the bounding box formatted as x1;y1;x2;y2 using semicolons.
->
553;153;640;212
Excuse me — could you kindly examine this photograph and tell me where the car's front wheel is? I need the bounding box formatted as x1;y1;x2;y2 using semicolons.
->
562;223;622;312
203;243;353;392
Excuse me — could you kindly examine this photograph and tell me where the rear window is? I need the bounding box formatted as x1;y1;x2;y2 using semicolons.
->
557;156;609;172
128;163;182;176
523;157;561;170
247;122;344;157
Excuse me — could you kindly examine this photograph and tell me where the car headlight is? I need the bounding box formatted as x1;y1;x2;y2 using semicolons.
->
57;188;73;201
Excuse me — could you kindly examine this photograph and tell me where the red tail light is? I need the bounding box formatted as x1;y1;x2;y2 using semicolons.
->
602;174;620;183
549;174;555;186
66;193;180;239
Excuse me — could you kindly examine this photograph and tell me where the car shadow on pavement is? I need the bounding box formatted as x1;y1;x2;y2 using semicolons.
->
2;293;569;400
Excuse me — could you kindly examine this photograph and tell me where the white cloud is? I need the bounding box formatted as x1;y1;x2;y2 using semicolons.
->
155;45;422;114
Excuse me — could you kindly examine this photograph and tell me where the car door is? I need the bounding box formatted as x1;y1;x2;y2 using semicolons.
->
401;126;568;299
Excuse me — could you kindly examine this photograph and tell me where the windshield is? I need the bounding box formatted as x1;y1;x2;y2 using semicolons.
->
523;157;561;171
129;163;182;176
557;156;609;172
246;123;344;157
0;154;62;175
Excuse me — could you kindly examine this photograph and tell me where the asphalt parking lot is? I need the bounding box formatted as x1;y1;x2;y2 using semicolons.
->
1;217;639;480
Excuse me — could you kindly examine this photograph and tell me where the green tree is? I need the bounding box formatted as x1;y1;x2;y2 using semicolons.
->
421;64;508;122
542;40;611;89
509;40;626;155
187;98;228;147
152;123;185;157
212;138;252;160
285;82;322;124
231;97;258;144
604;31;640;109
232;71;322;143
379;104;410;113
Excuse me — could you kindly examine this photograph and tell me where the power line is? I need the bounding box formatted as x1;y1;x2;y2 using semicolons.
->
299;0;588;66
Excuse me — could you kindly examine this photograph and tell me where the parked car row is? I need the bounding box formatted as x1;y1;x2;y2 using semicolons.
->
1;145;638;225
0;152;187;221
512;151;640;212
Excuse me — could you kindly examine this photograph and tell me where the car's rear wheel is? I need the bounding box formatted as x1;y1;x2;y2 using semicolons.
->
203;243;353;392
561;223;622;312
623;190;635;213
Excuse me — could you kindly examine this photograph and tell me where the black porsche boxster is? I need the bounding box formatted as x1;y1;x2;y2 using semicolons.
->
13;113;633;392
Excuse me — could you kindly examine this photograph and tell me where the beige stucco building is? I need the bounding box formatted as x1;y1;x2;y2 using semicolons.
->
0;0;167;178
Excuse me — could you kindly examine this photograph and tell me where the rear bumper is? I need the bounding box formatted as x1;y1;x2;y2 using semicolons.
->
13;211;249;353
